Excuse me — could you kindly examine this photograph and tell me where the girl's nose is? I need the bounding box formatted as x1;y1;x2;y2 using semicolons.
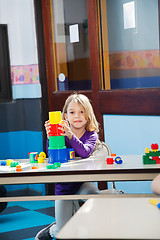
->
75;112;79;117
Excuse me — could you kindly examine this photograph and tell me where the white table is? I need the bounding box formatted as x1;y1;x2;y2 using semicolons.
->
0;155;159;201
56;197;160;239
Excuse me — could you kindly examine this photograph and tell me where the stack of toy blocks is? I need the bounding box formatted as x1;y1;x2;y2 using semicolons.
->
48;111;75;164
143;143;160;164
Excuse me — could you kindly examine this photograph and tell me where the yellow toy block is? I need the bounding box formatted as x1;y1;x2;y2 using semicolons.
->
49;111;62;124
145;147;150;154
7;159;13;165
149;199;159;206
39;152;46;159
38;157;45;163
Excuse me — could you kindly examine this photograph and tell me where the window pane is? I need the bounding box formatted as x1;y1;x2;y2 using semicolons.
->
51;0;91;91
100;0;160;90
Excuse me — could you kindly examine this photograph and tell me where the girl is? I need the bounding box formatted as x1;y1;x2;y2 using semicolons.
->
151;174;160;195
35;93;109;240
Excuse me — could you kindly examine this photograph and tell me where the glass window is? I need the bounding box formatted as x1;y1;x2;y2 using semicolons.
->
100;0;160;90
51;0;91;91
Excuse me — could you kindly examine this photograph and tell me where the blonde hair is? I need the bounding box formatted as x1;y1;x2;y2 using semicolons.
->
62;93;99;133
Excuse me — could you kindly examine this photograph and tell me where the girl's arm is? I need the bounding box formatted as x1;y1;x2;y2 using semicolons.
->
151;174;160;195
68;132;98;158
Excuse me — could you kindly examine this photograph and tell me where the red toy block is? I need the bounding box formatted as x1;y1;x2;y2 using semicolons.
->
151;143;159;151
153;156;160;164
32;166;38;169
49;124;63;136
16;166;22;172
106;158;114;164
152;156;159;161
156;159;160;164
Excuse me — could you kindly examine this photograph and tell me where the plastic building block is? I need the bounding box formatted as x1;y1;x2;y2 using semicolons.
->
143;144;160;165
37;152;46;163
39;152;46;159
115;156;123;164
49;136;65;149
16;165;21;169
152;156;160;161
111;153;116;156
32;166;38;169
49;111;62;124
29;152;38;163
106;158;114;164
46;162;61;169
46;165;53;169
146;151;160;157
151;143;159;152
48;148;67;164
53;162;61;168
67;148;75;160
10;161;20;167
16;166;22;172
149;199;160;209
156;159;160;164
7;159;13;165
49;124;63;136
1;161;7;166
48;111;75;164
38;157;45;163
143;155;156;164
145;147;150;154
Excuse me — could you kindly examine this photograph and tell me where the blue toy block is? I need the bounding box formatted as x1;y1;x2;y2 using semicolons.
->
48;148;67;164
67;148;75;160
1;161;7;166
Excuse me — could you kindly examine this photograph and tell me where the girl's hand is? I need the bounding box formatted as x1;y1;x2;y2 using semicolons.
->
59;121;73;140
44;120;51;139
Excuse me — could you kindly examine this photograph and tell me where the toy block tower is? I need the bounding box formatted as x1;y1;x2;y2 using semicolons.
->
48;111;75;164
143;143;160;164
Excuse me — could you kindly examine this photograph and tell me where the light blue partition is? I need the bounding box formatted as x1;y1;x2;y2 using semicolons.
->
103;115;160;193
0;131;43;159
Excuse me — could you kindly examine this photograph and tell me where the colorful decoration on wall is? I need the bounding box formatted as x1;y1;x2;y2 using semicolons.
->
109;50;160;70
11;64;39;85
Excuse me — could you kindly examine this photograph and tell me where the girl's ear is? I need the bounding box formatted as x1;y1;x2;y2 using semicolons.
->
64;113;68;120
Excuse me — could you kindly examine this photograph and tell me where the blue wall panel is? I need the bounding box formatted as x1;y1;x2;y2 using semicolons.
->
103;115;160;194
103;115;160;155
0;131;43;159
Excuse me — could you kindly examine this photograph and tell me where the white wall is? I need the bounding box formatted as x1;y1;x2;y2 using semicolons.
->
0;0;41;99
0;0;38;65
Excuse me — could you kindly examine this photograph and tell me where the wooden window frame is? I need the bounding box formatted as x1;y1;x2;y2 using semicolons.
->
34;0;160;145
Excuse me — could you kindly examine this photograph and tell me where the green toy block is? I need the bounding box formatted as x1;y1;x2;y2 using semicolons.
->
46;162;61;169
49;136;65;149
46;165;53;169
146;151;160;157
143;155;156;165
54;162;61;168
10;161;19;167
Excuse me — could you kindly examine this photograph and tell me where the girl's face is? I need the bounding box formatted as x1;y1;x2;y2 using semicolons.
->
65;101;88;130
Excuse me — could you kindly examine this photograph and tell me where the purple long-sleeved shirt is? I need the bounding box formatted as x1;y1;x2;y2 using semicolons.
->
47;131;98;195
